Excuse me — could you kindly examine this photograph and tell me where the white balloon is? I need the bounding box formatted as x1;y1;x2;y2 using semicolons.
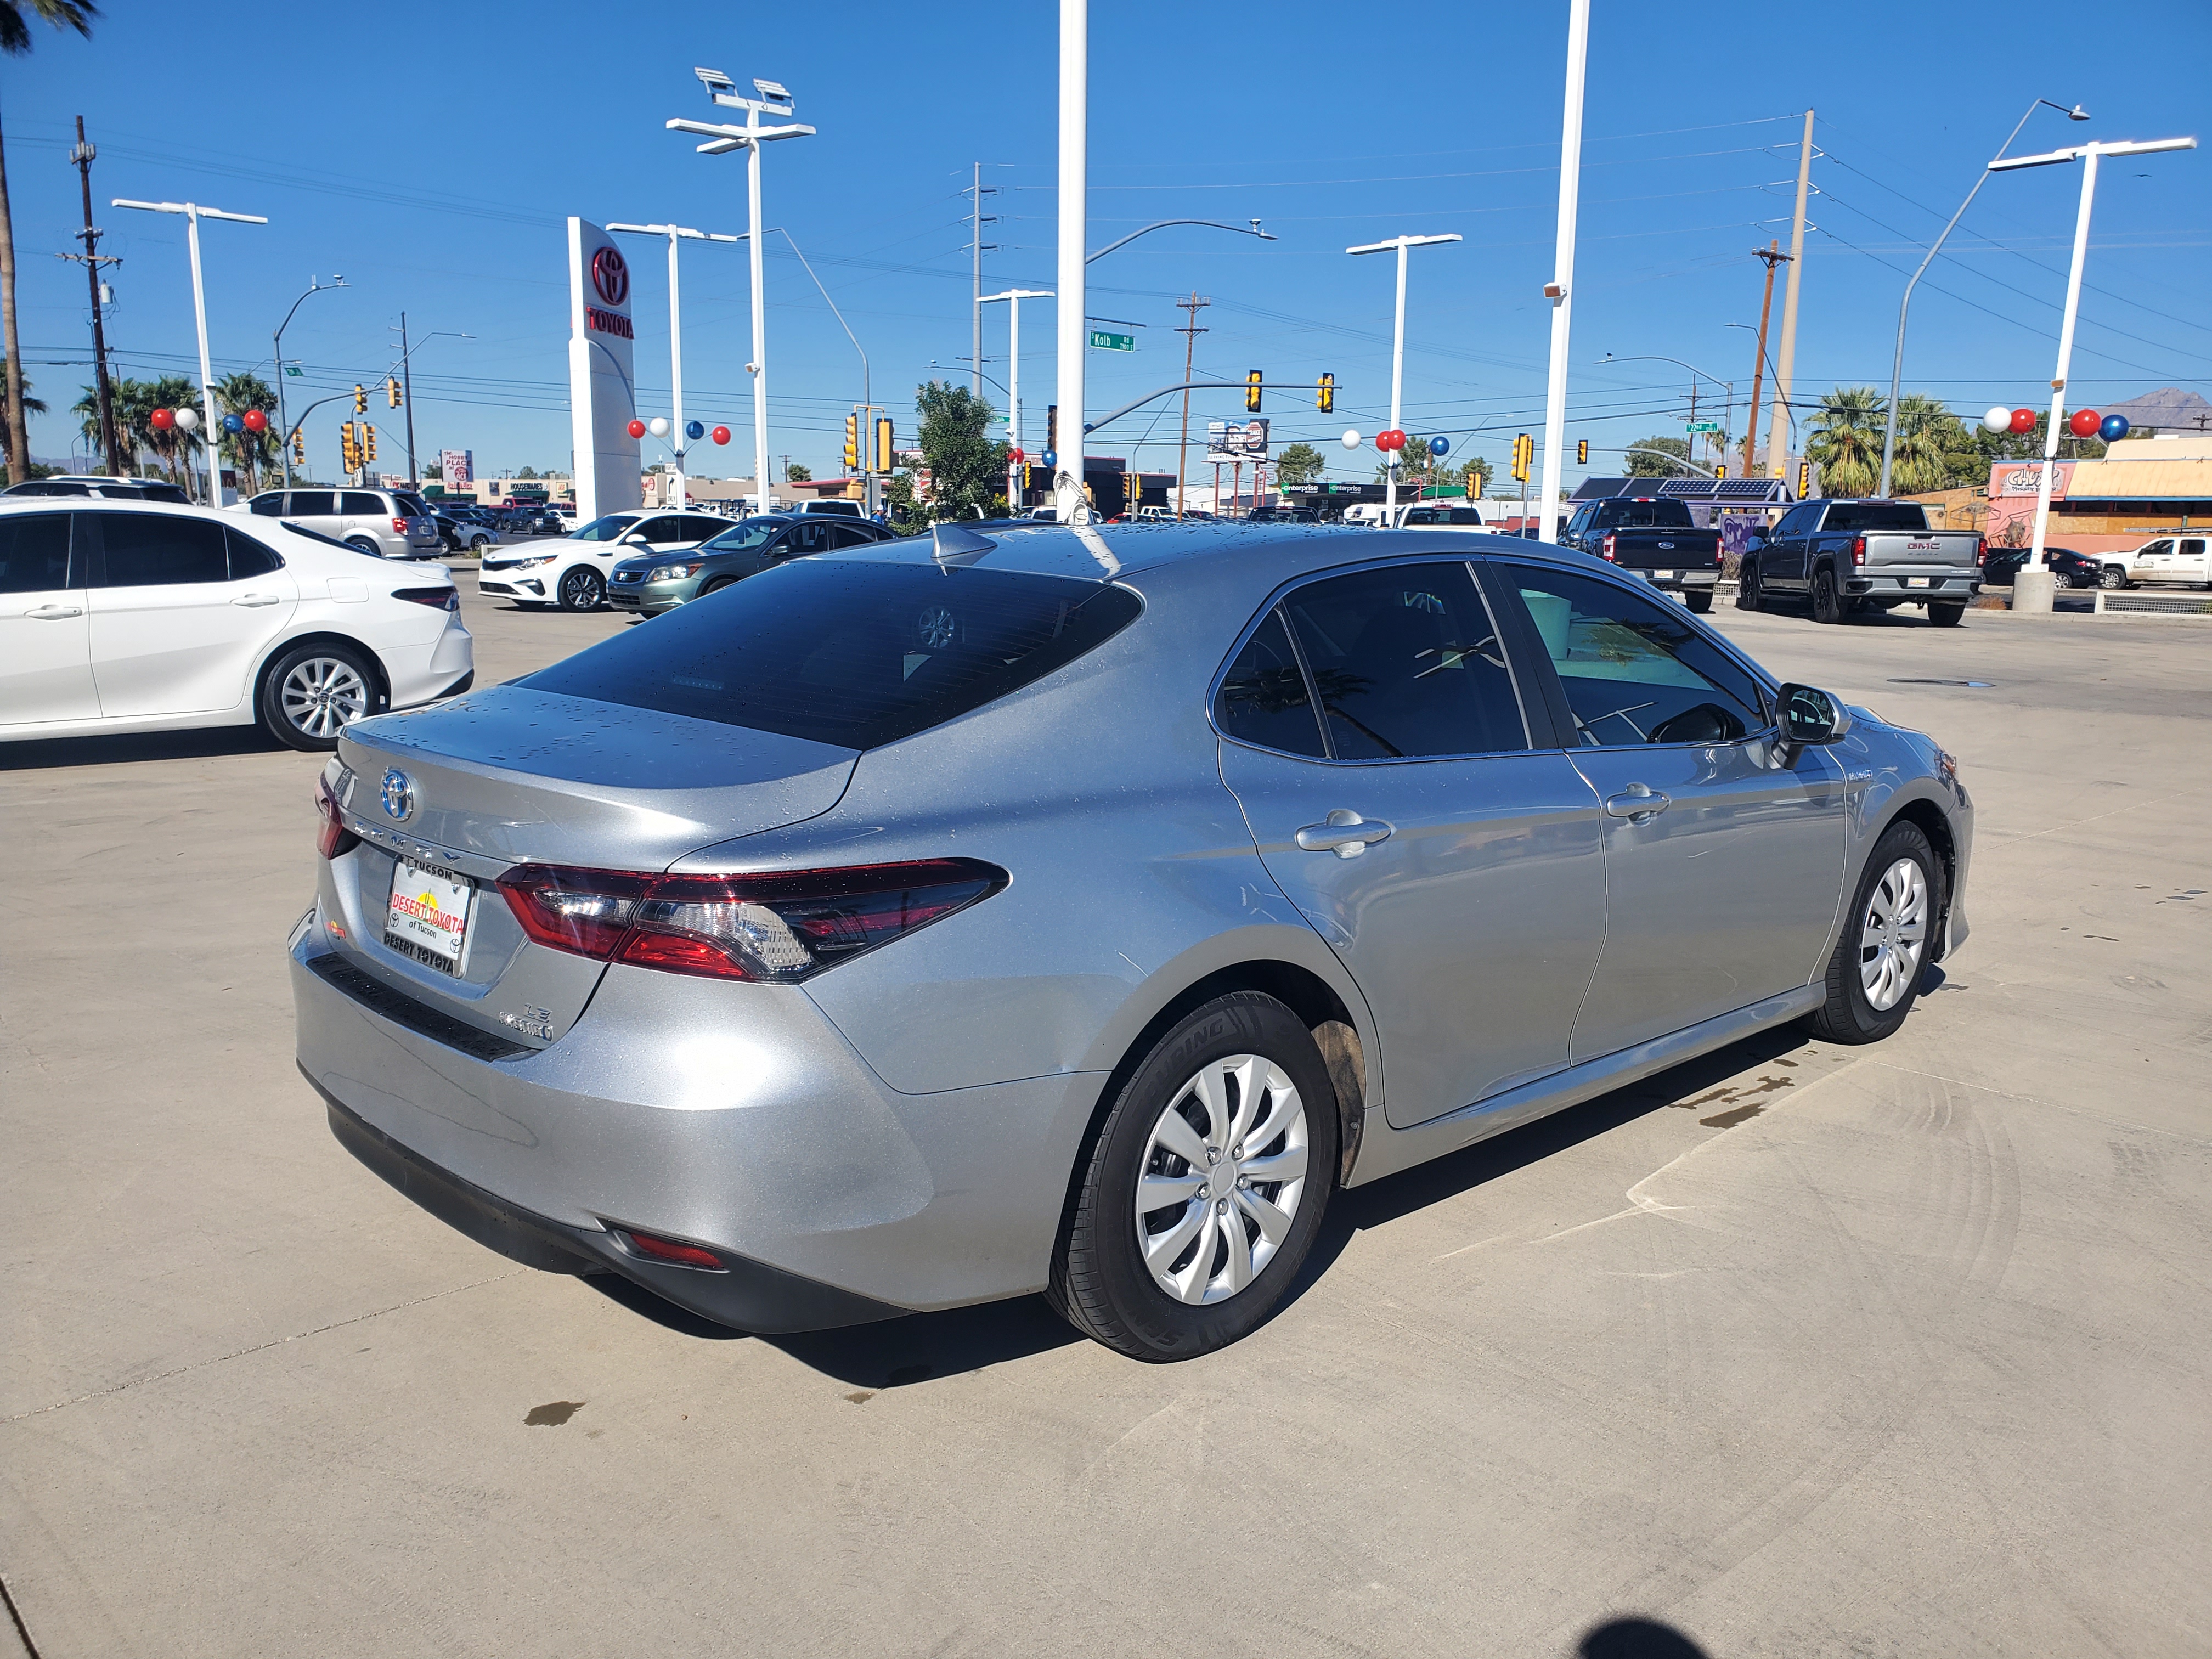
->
1982;405;2012;435
1340;428;1361;450
647;417;671;438
172;406;200;432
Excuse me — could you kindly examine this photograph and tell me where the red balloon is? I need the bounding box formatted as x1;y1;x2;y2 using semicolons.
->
1008;447;1025;464
710;425;730;445
2008;408;2036;435
625;418;646;439
2068;408;2101;438
150;407;175;431
242;408;268;433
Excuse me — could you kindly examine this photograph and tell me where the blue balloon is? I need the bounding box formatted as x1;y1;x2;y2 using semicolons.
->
2100;414;2130;443
221;413;244;433
1427;435;1450;457
685;419;706;441
1040;449;1058;468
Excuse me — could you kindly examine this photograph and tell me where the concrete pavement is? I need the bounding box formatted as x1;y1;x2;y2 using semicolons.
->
2;588;2206;1657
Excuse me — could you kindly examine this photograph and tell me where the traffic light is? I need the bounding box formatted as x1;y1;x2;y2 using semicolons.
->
873;416;894;475
292;428;306;465
1245;369;1263;414
1046;404;1058;456
1317;373;1335;415
364;424;377;464
387;376;402;409
340;421;357;472
1577;438;1589;466
1713;463;1726;479
353;384;367;415
843;412;859;471
1797;459;1811;498
1511;432;1533;482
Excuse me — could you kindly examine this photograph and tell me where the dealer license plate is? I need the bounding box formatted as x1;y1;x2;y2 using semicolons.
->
1905;577;1931;589
385;857;473;972
1650;569;1675;580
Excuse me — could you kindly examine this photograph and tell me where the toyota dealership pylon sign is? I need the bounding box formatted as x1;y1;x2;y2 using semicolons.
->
568;217;641;522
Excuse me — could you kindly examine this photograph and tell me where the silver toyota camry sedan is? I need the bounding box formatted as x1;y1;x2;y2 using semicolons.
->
291;522;1972;1360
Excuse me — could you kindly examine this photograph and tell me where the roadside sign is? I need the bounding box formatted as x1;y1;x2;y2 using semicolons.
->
1087;330;1135;352
1686;420;1721;433
284;364;303;377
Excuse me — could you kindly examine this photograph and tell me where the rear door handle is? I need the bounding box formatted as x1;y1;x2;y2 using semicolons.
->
231;593;281;607
1295;809;1396;859
1605;786;1671;822
24;603;83;619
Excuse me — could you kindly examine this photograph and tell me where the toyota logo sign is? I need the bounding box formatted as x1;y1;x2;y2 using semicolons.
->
590;246;629;307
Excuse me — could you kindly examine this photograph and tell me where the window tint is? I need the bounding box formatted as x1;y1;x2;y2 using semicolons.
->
1216;610;1325;757
522;560;1142;751
1821;501;1927;533
289;490;336;516
94;512;230;587
342;492;387;516
1278;562;1526;760
396;494;432;518
2183;539;2207;557
1593;499;1695;529
701;517;789;552
789;521;838;556
678;515;731;540
249;493;286;516
225;528;285;579
0;513;72;592
634;516;685;542
1771;506;1812;538
2137;540;2172;557
1505;565;1764;747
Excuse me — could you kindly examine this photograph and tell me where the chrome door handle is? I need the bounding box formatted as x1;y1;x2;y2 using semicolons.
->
1295;809;1396;859
1605;786;1671;822
231;592;281;607
24;603;83;619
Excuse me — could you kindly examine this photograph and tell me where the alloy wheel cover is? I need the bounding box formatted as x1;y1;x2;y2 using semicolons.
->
1859;856;1928;1011
280;658;369;739
1133;1053;1310;1306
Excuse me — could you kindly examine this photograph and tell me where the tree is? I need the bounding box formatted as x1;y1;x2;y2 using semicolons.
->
1626;435;1692;478
883;470;927;533
214;370;278;496
785;461;811;482
912;380;1006;521
517;465;538;479
1888;393;1979;495
100;374;199;488
0;359;43;471
422;458;443;481
1807;386;1888;497
0;0;97;483
1273;442;1325;486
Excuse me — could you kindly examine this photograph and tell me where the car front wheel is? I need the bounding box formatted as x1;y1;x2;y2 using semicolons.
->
2099;567;2127;589
1805;820;1944;1045
557;567;605;611
1051;991;1337;1361
261;641;380;752
1736;563;1764;611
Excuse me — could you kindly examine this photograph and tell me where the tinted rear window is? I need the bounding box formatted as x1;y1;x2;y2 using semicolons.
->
1593;499;1695;528
522;557;1143;749
1822;502;1927;533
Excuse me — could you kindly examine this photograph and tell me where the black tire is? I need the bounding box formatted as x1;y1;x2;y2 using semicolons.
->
1804;820;1944;1046
1736;563;1763;611
1051;992;1338;1362
467;534;491;552
1928;601;1966;627
557;566;605;611
1685;590;1714;614
1812;566;1846;624
2099;566;2126;590
259;640;381;752
697;578;735;599
343;536;381;558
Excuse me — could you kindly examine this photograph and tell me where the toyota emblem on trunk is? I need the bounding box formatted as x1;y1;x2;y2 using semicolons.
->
380;769;415;821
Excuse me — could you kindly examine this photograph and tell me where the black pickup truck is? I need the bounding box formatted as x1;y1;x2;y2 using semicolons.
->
1737;498;1982;625
1558;495;1723;612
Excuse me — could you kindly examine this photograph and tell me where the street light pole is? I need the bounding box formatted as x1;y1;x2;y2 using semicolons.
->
113;197;268;504
1987;132;2196;610
1056;0;1088;523
610;222;743;510
272;274;344;488
1599;354;1734;473
983;288;1051;514
1347;233;1460;523
670;70;814;516
1876;99;2088;498
1537;0;1591;543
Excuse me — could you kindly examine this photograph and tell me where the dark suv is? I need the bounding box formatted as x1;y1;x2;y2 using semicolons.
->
608;513;896;615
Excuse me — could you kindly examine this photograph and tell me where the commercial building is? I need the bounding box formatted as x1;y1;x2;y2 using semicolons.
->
1910;433;2212;556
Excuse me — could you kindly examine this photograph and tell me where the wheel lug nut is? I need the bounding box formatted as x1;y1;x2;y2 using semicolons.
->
1216;1199;1228;1214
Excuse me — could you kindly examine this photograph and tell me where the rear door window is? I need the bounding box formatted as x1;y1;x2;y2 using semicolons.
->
248;493;286;516
633;516;685;543
1277;561;1527;760
225;528;285;579
341;492;387;516
1215;610;1325;758
289;490;336;516
678;515;731;541
521;559;1143;750
0;513;74;591
92;512;230;587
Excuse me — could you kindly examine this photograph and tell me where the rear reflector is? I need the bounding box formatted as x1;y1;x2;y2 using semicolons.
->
618;1228;726;1271
391;586;460;611
315;776;359;860
496;858;1006;983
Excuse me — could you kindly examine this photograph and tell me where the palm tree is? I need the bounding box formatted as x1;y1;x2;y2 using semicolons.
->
1890;393;1974;496
214;369;277;495
0;357;43;470
1808;387;1887;498
0;1;99;483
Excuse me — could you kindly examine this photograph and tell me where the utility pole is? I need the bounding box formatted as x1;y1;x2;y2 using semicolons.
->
64;118;123;475
1174;292;1209;520
1741;241;1789;479
1536;0;1592;543
969;163;997;399
1765;109;1815;480
397;312;417;484
1054;0;1088;522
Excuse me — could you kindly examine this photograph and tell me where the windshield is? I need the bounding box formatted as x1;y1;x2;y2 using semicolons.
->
521;557;1143;750
699;517;792;552
569;514;641;541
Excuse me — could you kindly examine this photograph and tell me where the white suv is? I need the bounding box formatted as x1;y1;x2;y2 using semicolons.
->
478;509;734;611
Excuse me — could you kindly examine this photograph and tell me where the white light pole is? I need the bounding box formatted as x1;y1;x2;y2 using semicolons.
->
1989;133;2196;612
1537;0;1590;543
112;198;267;504
1056;0;1088;522
1346;233;1460;521
608;221;742;510
669;71;814;515
982;288;1052;512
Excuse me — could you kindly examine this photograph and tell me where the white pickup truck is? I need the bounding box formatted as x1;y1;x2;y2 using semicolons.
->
1738;498;1983;626
2123;533;2211;589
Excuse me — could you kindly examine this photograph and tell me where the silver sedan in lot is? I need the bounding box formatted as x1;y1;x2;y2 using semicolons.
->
291;522;1972;1359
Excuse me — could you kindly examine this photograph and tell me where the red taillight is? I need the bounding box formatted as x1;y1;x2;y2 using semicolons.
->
391;586;460;611
1852;535;1866;566
315;776;359;860
1974;538;1987;566
619;1229;726;1271
1600;533;1617;561
495;859;1006;983
392;517;409;534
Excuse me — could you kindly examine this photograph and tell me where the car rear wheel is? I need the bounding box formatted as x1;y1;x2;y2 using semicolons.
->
558;567;605;611
1051;991;1337;1361
1685;590;1714;614
1812;567;1846;624
1928;601;1966;627
468;534;490;551
1806;821;1943;1045
343;536;381;557
261;641;379;752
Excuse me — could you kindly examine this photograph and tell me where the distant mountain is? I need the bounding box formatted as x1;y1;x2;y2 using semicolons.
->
2101;387;2212;433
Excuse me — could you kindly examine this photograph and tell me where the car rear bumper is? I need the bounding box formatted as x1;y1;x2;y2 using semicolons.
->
1630;569;1719;590
1846;571;1980;599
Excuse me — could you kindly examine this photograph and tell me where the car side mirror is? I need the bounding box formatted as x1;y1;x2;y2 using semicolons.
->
1745;534;1764;551
1774;682;1852;758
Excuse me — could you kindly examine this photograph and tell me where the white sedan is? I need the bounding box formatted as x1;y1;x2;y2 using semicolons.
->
476;509;736;611
0;497;474;752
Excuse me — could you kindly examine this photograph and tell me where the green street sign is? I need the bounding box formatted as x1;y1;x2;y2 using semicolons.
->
1087;330;1135;352
1685;419;1721;433
284;364;304;377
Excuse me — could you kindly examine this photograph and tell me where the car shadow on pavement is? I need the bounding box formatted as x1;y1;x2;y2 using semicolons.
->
0;725;288;769
1578;1618;1712;1658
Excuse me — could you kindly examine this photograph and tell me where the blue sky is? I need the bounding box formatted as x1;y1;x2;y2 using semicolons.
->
8;0;2208;487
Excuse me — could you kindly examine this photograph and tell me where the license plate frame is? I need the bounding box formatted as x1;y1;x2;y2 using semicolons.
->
384;857;475;974
1650;568;1675;580
1905;576;1931;589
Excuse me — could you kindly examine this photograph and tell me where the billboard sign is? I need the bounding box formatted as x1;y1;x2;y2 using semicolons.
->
566;216;641;523
1206;418;1269;461
439;449;473;487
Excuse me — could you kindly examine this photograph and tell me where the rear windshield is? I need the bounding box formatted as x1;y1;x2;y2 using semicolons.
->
521;557;1143;749
1822;502;1927;532
1593;499;1695;528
